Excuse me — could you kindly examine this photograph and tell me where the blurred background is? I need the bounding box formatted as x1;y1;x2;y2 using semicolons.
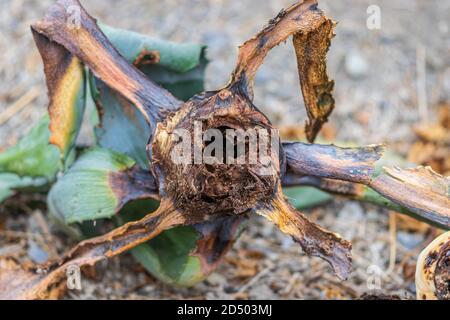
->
0;0;449;299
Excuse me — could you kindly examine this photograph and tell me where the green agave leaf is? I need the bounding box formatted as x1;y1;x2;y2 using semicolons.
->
48;148;157;224
131;229;205;287
284;186;332;209
90;24;207;167
99;24;207;88
0;173;48;203
90;81;150;168
0;116;61;180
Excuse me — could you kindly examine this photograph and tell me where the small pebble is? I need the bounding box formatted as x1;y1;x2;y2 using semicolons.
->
345;50;369;79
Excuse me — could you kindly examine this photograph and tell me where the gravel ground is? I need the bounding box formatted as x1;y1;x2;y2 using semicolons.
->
0;0;449;300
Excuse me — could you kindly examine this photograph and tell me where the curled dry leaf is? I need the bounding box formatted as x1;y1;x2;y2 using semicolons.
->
416;231;450;300
293;18;335;142
230;0;335;142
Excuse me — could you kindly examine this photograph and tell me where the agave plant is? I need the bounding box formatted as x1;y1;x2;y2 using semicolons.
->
0;0;448;299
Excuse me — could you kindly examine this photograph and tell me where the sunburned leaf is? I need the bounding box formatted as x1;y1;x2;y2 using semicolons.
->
32;29;86;161
283;142;385;184
91;25;207;167
284;175;447;227
282;141;450;229
48;148;158;224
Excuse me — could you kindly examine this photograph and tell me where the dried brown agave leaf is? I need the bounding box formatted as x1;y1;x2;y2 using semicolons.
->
0;201;185;299
283;142;385;184
31;0;181;131
293;18;335;142
230;0;335;142
283;142;450;228
416;231;450;300
255;189;351;280
371;166;450;228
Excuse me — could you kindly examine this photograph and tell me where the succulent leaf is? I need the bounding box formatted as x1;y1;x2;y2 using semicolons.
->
48;148;157;224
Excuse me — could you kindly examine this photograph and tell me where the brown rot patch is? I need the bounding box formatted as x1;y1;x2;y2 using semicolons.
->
425;250;438;269
133;49;161;67
434;243;450;300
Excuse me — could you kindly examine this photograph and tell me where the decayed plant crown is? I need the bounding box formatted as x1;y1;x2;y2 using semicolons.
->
0;0;449;299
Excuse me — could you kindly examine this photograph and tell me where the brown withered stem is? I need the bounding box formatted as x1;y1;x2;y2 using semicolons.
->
0;0;448;299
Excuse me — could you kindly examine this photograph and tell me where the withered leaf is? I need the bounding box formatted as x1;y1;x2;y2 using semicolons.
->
255;189;352;280
293;18;335;143
282;141;449;228
231;0;335;141
370;166;450;228
283;142;385;184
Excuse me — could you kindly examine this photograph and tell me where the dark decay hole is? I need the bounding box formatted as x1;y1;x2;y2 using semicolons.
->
204;126;251;163
201;194;216;204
